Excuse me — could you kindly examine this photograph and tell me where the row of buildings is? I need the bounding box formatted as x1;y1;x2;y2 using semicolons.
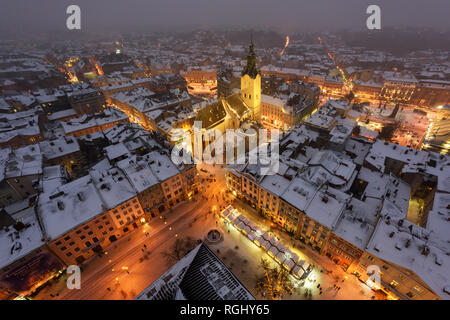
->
0;118;199;299
224;99;450;300
257;66;450;108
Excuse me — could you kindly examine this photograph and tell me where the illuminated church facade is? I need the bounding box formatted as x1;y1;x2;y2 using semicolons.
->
193;40;262;134
240;40;261;122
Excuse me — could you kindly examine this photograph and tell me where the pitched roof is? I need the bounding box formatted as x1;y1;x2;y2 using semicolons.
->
136;242;254;300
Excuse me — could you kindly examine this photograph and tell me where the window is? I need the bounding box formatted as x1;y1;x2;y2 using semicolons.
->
66;252;73;257
74;247;80;252
61;246;67;251
93;237;99;243
413;286;422;293
64;236;70;241
69;241;75;246
390;280;399;288
88;231;93;235
55;241;62;246
85;241;92;247
406;292;414;298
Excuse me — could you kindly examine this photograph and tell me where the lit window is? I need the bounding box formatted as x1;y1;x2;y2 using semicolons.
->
390;280;399;288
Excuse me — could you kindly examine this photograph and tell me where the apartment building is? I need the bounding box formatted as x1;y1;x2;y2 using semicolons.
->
224;124;450;300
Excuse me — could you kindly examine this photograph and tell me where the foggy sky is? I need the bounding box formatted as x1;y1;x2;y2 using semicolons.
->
0;0;449;34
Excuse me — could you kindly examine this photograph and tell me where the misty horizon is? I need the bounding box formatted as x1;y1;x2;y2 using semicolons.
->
0;0;449;36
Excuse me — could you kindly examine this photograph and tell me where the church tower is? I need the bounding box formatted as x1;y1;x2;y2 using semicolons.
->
241;38;261;121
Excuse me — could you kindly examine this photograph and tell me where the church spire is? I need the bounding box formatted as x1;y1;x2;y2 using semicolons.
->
242;35;259;79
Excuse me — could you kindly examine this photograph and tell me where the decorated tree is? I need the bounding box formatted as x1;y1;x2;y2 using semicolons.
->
255;258;295;300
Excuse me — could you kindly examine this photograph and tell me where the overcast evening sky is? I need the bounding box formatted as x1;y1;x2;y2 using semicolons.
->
0;0;449;34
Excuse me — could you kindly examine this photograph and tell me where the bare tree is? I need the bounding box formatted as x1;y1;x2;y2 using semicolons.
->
379;120;400;141
161;236;198;266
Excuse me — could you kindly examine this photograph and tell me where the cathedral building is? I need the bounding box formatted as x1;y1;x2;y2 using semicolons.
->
194;39;262;135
